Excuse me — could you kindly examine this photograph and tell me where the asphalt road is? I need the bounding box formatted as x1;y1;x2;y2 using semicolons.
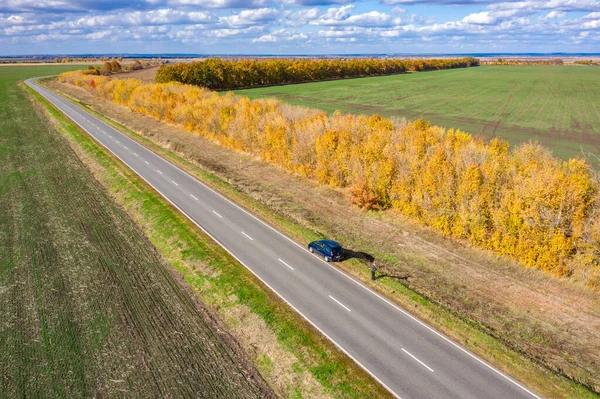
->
27;78;542;399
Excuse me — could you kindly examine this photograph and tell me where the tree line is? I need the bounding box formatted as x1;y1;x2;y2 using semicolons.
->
154;57;480;90
82;59;163;76
482;58;564;65
58;71;600;287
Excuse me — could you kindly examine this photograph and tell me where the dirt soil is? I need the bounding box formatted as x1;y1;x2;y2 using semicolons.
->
47;79;600;392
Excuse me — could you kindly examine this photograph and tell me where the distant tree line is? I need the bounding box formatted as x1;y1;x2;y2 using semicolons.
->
155;57;480;90
82;59;161;76
574;60;599;65
58;70;600;288
482;58;564;66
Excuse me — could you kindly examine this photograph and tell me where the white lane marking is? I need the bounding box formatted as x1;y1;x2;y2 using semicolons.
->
329;295;351;312
212;210;223;218
402;348;434;372
172;180;179;186
133;152;138;157
190;194;198;201
116;140;120;144
241;231;254;241
29;79;401;397
124;146;129;150
157;170;163;175
109;135;112;138
144;160;149;165
278;258;294;271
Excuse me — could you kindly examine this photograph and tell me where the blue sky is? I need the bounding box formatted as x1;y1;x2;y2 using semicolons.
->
1;0;599;55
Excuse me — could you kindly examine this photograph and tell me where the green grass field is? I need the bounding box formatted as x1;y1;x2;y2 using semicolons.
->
235;65;600;163
0;66;271;397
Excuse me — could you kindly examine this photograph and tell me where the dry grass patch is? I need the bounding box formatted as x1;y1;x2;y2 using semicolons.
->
223;304;332;399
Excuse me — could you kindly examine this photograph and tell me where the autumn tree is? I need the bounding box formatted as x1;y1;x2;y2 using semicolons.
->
100;62;112;75
110;59;122;72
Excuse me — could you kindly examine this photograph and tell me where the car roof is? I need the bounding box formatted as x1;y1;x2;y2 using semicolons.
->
317;239;341;248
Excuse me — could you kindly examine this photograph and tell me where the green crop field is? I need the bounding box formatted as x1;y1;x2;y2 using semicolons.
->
0;66;269;397
236;65;600;163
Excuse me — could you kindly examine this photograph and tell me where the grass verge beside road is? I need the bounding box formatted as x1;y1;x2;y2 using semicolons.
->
42;78;600;398
27;80;392;399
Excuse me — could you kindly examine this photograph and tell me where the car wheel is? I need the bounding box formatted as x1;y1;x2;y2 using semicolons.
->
309;247;314;253
325;256;331;262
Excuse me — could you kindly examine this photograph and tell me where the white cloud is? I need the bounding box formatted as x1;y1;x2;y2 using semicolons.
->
462;12;497;24
167;0;272;8
582;18;600;27
252;34;275;42
252;28;308;42
85;30;112;39
284;7;320;26
211;26;263;37
318;28;355;37
319;4;354;22
311;5;400;27
58;9;215;29
490;0;600;12
542;10;567;18
220;7;280;26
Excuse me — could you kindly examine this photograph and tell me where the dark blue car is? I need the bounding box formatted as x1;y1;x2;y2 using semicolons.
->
308;240;343;262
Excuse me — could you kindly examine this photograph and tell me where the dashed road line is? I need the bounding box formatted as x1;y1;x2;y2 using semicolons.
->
190;194;198;200
124;146;129;150
241;231;254;241
402;348;434;372
278;258;294;271
329;295;351;312
172;180;179;186
213;210;223;218
144;160;149;165
157;169;163;175
133;152;138;157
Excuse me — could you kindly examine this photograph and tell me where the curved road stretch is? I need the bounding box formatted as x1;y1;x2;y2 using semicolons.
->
27;78;542;399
